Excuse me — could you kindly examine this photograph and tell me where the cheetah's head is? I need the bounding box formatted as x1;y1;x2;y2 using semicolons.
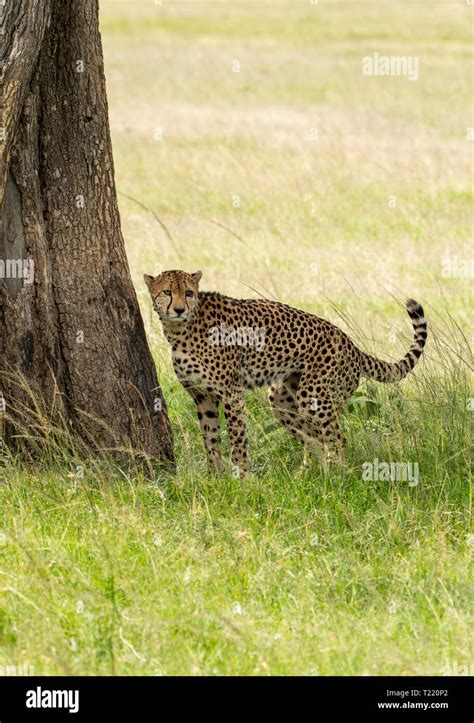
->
144;269;202;324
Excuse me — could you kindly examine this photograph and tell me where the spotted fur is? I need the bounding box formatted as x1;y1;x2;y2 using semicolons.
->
144;270;427;474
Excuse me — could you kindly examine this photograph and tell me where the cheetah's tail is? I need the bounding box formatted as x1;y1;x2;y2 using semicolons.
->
360;300;427;383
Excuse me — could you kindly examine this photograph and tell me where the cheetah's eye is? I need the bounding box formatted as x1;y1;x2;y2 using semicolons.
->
163;289;172;296
185;290;194;298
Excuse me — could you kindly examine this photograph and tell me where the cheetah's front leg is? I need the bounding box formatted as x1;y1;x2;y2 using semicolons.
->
186;388;222;471
222;391;251;476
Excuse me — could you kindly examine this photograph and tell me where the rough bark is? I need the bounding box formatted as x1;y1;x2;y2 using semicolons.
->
0;0;173;466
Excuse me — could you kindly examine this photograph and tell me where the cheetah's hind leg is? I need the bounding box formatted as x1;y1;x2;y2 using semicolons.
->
294;374;349;468
268;374;307;445
268;374;329;467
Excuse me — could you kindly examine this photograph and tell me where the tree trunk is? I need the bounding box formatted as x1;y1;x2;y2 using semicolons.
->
0;0;174;466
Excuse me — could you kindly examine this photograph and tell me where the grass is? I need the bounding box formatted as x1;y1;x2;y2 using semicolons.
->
0;0;472;675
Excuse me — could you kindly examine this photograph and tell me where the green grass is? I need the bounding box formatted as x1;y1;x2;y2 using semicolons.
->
0;0;472;675
0;355;472;675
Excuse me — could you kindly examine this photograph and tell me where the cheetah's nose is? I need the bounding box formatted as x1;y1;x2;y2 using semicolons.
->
174;307;185;316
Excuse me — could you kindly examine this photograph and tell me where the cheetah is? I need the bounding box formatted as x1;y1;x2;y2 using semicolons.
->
144;270;427;475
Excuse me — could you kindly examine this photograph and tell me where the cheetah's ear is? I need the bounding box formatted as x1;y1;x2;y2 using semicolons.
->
191;271;202;284
143;274;154;291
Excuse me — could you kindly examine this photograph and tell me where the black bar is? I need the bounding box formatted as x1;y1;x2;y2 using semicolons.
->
0;676;471;721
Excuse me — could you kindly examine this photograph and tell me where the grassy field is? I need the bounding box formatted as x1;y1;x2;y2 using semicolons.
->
0;0;472;676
